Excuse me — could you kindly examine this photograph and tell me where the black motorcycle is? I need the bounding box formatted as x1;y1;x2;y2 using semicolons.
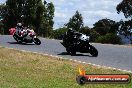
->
13;29;41;45
61;31;98;57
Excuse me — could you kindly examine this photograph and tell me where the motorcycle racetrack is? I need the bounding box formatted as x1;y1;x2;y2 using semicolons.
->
0;35;132;72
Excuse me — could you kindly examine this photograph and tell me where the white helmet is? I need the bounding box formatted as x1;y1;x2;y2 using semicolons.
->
17;23;22;26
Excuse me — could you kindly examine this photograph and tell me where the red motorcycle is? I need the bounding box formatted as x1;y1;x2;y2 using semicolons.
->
9;28;41;45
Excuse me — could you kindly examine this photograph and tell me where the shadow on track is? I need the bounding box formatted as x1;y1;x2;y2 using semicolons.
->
58;52;93;57
7;42;35;45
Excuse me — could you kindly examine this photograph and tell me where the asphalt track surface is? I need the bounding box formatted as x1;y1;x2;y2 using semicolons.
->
0;35;132;72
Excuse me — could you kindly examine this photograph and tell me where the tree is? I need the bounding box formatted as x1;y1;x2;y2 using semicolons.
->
118;20;132;44
93;18;118;35
22;0;40;26
116;0;132;44
92;18;121;44
0;4;7;16
79;26;90;36
6;0;24;27
90;29;100;42
0;20;4;34
34;0;55;37
65;11;83;31
95;33;122;44
0;4;7;34
5;0;42;33
116;0;132;19
35;1;45;35
2;0;55;36
42;1;55;37
52;27;68;39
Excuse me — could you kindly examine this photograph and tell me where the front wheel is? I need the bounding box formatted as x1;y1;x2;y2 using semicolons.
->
13;34;22;43
33;38;41;45
89;45;98;57
13;34;18;42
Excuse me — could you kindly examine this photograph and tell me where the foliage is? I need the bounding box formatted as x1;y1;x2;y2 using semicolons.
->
65;11;83;31
34;1;55;37
41;1;55;37
116;0;132;19
95;33;122;44
1;0;55;36
116;0;132;44
52;27;68;39
93;18;118;36
90;29;100;42
79;26;90;36
0;4;8;34
118;20;132;43
0;21;4;34
92;18;121;44
0;4;7;16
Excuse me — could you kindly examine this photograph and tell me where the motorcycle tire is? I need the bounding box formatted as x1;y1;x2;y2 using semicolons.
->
89;45;98;57
33;38;41;45
13;34;22;43
13;34;18;42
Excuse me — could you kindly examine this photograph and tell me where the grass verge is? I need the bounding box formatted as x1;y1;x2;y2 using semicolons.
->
0;47;132;88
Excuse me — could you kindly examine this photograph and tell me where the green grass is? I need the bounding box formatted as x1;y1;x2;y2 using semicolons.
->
0;47;132;88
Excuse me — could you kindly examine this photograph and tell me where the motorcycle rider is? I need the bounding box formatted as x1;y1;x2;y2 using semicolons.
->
15;22;24;37
15;23;30;41
61;28;98;56
66;28;80;46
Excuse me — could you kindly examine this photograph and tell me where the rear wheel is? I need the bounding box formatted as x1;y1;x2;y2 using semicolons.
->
89;45;98;57
33;38;41;45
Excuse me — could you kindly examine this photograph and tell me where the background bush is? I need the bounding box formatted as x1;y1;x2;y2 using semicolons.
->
95;33;122;44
